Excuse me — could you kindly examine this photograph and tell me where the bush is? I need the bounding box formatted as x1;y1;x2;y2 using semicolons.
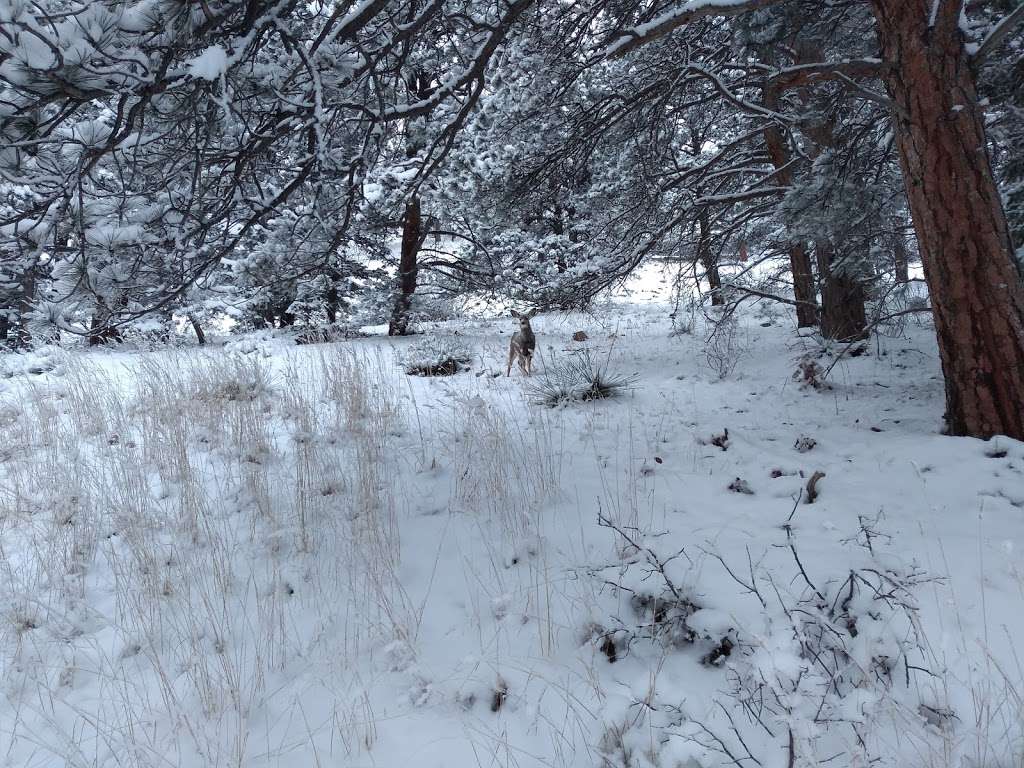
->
592;513;938;768
294;325;362;345
704;313;746;379
525;348;636;406
399;336;473;376
0;345;64;378
793;354;830;390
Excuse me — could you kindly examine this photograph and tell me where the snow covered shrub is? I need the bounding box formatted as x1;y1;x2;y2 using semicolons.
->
794;435;817;453
594;513;939;768
703;547;935;767
0;345;63;378
191;354;276;403
526;348;636;406
223;329;276;357
399;336;473;376
793;354;830;391
294;324;361;345
592;514;719;663
669;297;699;337
704;314;746;379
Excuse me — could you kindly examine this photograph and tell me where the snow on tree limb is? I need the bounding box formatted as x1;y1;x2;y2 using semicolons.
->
973;2;1024;64
603;0;783;58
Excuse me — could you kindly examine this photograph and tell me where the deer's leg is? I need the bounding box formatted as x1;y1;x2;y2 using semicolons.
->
507;343;515;376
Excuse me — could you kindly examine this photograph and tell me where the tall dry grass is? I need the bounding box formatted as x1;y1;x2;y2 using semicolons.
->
0;346;417;767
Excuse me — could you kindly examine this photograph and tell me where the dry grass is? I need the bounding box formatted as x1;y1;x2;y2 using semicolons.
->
0;346;415;766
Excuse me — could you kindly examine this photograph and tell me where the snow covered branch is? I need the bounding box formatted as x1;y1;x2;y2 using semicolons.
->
603;0;784;58
973;2;1024;64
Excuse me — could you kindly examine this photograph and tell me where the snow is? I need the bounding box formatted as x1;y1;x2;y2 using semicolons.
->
186;45;229;81
606;0;756;57
1;300;1022;767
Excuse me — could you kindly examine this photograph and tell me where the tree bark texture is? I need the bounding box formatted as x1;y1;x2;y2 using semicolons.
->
872;0;1024;439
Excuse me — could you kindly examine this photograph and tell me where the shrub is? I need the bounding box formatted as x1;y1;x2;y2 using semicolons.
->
593;512;939;768
704;313;747;379
399;336;473;376
0;346;64;378
525;348;636;406
294;325;361;345
793;354;831;390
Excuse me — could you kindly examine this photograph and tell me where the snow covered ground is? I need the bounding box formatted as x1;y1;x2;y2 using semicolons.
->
1;301;1022;768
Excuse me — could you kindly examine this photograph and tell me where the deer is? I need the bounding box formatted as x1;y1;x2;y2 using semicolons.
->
507;310;537;376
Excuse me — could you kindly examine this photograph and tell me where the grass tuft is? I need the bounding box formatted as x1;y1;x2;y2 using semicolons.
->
525;348;636;406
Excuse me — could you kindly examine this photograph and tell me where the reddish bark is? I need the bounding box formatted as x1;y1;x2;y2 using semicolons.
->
871;0;1024;439
815;240;868;343
88;312;123;346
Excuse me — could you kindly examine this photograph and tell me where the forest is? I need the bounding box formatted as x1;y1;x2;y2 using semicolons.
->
0;0;1022;437
1;2;1023;767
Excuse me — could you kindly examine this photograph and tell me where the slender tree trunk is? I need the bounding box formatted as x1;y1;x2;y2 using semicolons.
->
13;266;36;348
698;209;724;306
871;0;1024;439
325;284;339;325
550;202;576;310
389;69;433;336
788;242;818;327
815;240;869;342
188;313;206;345
764;84;818;327
389;195;422;336
893;231;910;284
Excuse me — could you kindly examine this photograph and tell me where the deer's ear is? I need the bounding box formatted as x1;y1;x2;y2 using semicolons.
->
511;310;522;319
526;309;538;319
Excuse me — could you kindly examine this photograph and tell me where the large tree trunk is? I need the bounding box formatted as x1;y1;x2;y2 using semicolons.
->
389;195;421;336
764;84;818;327
815;240;869;342
871;0;1024;439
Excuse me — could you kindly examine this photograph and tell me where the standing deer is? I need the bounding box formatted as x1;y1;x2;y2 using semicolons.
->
507;310;537;376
